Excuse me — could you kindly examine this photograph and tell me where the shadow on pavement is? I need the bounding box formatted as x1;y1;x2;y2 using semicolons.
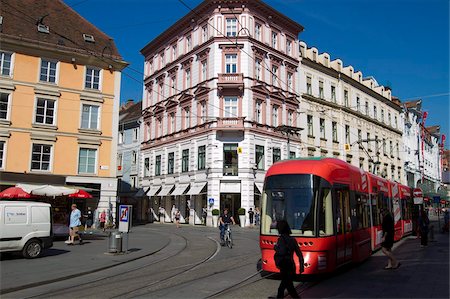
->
0;248;70;260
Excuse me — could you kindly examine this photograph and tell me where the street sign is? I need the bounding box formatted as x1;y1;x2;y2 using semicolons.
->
237;147;243;154
208;198;214;205
118;205;132;233
413;188;423;204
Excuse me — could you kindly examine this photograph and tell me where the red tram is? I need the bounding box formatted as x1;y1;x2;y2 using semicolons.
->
260;158;414;275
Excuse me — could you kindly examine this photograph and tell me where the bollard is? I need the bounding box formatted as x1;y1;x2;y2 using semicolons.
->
108;231;123;253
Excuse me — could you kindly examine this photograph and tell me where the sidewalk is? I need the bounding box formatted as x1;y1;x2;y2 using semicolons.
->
299;218;449;298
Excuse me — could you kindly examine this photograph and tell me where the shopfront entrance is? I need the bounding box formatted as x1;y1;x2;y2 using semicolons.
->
220;193;241;224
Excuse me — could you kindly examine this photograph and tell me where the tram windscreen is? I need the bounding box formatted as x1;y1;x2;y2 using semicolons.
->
261;174;328;237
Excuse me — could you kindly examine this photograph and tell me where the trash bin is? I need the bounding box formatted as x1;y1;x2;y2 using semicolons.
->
108;231;122;253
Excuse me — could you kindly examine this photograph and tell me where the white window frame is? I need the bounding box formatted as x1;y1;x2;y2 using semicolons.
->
202;61;207;81
331;85;336;102
332;122;338;142
255;59;261;80
320;118;325;139
130;175;137;190
39;58;58;84
30;143;53;172
186;68;191;88
132;150;137;165
172;44;177;61
306;76;312;95
186;35;192;52
287;72;293;90
255;101;262;123
271;32;278;49
84;66;101;90
201;102;207;124
271;66;278;87
286;39;292;55
224;97;238;117
78;147;98;175
255;23;261;41
226;18;237;37
133;127;139;141
0;92;11;121
119;131;124;144
319;80;324;98
0;51;13;77
288;110;293;126
34;97;57;126
307;115;313;136
225;54;237;74
80;103;100;130
184;107;190;129
170;112;176;133
0;140;6;169
272;105;278;127
202;25;208;42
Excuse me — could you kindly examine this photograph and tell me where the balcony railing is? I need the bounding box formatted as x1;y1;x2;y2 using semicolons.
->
223;165;238;176
218;73;244;90
216;117;245;130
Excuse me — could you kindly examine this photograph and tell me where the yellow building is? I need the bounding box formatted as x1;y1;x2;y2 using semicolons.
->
0;0;127;223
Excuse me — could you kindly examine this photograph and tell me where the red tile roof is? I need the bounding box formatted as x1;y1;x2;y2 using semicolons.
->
0;0;122;60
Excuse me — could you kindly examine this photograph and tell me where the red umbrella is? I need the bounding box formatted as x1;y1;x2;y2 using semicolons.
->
68;189;93;199
0;186;33;199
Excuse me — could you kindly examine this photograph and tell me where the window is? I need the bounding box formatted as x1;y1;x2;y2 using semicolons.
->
286;40;292;55
367;133;371;151
119;131;124;144
170;112;175;133
223;144;238;176
184;107;190;129
170;76;176;95
365;101;369;115
198;145;206;170
172;44;177;60
157;117;162;137
202;25;208;42
256;145;264;170
144;157;150;176
0;92;10;120
287;72;293;90
35;98;55;125
226;18;237;37
356;97;360;112
0;51;12;76
186;35;192;51
288;110;293;126
161;53;165;66
307;115;313;136
133;128;139;141
394;116;397;128
0;141;4;169
344;89;349;107
200;101;207;124
272;105;278;126
332;122;338;142
271;32;278;49
132;150;137;165
255;23;261;41
31;144;52;171
182;149;189;172
201;61;207;81
320;118;325;139
155;155;161;176
271;66;278;86
358;129;362;142
186;68;191;88
255;59;261;80
345;125;350;144
373;105;377;119
130;176;137;190
383;138;386;155
81;104;99;130
255;100;262;123
396;142;399;157
306;76;312;95
388;112;391;126
331;85;336;102
319;81;324;98
85;67;100;90
78;148;96;174
272;147;281;163
381;109;385;123
390;141;393;156
224;97;238;117
289;151;296;159
225;54;237;73
168;152;174;174
40;59;57;83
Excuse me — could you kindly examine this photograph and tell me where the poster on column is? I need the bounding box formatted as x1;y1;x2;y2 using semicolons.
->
119;205;132;233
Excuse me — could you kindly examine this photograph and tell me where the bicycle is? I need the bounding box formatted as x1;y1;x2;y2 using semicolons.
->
224;223;233;248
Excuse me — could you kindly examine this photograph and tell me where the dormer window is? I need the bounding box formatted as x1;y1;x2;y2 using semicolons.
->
37;24;49;34
83;34;95;43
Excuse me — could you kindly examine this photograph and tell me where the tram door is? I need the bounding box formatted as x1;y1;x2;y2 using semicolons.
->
334;185;353;265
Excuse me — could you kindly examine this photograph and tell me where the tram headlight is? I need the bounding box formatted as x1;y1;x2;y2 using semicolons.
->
317;255;327;270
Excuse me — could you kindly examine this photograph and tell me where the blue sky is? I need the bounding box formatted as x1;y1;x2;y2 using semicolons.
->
68;0;449;145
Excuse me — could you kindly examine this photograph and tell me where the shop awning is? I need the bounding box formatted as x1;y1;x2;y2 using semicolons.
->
186;182;207;195
134;188;148;197
158;185;174;196
146;186;161;196
171;184;190;196
255;183;263;194
220;181;241;193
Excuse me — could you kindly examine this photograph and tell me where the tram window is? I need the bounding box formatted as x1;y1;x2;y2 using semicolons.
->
318;188;333;236
370;195;379;226
355;193;369;229
335;189;347;235
350;191;358;231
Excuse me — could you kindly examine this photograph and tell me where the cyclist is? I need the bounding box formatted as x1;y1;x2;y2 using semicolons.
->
219;207;236;246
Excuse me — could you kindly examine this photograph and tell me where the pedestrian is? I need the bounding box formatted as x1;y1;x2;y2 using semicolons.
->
381;208;400;269
159;206;165;223
255;207;260;226
274;220;304;298
67;204;83;245
84;207;93;230
202;206;207;225
248;207;255;227
175;209;181;228
99;209;106;232
418;208;430;247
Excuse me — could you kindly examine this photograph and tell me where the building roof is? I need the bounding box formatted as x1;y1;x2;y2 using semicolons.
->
426;125;440;136
119;100;142;124
405;99;422;109
0;0;122;60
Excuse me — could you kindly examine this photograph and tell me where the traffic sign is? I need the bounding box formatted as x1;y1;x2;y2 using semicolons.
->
413;188;423;204
208;198;214;205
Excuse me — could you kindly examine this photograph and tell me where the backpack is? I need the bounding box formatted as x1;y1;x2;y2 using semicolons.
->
274;235;292;269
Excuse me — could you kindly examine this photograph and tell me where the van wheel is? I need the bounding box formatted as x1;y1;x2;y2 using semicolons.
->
22;240;42;258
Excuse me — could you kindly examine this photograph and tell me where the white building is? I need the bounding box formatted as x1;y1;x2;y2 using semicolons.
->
139;0;406;226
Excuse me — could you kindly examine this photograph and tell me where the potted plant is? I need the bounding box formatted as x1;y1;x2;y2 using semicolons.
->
238;208;246;227
212;209;220;227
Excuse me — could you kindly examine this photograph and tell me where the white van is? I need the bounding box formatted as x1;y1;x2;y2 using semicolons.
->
0;201;53;258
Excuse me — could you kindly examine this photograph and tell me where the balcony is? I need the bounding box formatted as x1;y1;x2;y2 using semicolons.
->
218;73;244;91
216;117;245;131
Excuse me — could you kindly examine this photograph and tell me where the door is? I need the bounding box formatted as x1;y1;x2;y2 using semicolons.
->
334;185;353;265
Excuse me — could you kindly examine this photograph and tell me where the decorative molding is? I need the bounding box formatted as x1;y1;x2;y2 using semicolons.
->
34;85;61;98
78;128;102;135
77;137;102;145
80;91;104;103
30;133;57;142
0;80;16;91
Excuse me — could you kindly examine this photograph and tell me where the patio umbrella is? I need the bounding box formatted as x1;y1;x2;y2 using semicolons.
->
68;189;93;199
0;186;33;199
29;185;76;197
